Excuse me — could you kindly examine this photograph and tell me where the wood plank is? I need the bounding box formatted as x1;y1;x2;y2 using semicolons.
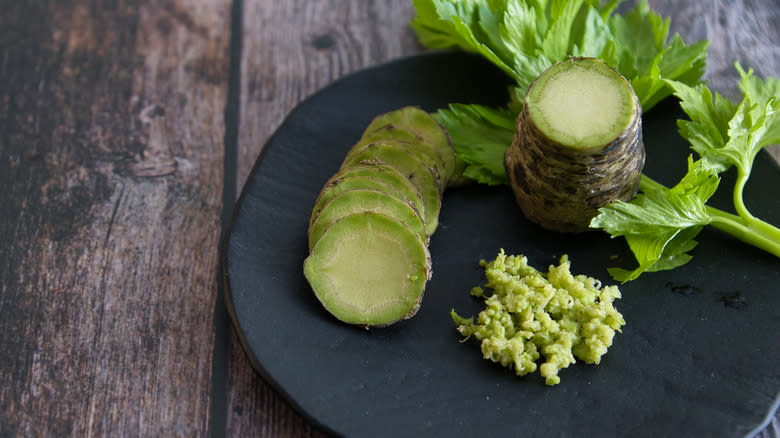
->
0;0;230;435
228;1;421;436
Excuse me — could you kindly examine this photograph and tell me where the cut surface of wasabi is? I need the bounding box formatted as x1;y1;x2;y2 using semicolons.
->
345;139;443;191
342;144;441;234
304;212;431;327
335;163;425;216
357;125;424;149
357;130;448;184
308;188;427;250
309;175;410;230
526;57;636;149
364;106;455;181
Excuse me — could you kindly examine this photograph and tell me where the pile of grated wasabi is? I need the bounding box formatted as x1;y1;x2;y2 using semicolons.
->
452;249;625;385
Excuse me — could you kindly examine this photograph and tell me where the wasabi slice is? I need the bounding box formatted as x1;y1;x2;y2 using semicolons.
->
357;125;449;186
344;139;443;192
309;174;412;230
334;162;426;218
364;106;456;183
342;143;442;234
304;212;432;327
304;106;455;328
308;188;428;250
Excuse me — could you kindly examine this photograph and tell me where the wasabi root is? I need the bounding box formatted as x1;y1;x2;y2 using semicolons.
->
452;249;625;385
505;57;645;233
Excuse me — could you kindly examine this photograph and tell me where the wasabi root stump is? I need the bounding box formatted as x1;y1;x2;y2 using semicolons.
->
505;57;645;233
304;106;455;327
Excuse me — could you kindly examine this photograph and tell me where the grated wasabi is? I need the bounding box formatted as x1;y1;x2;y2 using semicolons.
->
452;249;625;385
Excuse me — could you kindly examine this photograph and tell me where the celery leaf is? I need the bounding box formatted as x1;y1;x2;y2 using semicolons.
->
434;104;516;185
592;66;780;281
591;159;718;282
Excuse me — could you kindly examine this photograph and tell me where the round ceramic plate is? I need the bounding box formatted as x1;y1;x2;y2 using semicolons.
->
222;52;780;437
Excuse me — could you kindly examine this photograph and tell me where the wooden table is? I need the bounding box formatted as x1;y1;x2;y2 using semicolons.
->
1;0;777;436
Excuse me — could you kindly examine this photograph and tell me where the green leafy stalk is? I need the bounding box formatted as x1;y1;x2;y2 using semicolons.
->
591;66;780;281
707;208;780;260
411;0;709;185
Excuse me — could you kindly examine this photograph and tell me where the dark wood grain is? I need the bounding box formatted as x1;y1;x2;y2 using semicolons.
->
233;0;779;437
0;0;230;436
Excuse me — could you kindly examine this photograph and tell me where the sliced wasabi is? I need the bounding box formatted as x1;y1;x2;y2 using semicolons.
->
308;188;428;250
341;143;442;234
344;138;443;192
309;174;411;230
357;125;449;185
335;162;426;218
304;107;455;328
304;212;432;327
364;106;456;182
356;124;424;148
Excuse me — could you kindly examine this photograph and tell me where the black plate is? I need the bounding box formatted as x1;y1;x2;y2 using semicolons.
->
222;52;780;437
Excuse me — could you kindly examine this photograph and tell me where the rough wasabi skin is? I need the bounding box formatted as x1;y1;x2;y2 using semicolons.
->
452;249;625;385
505;57;645;233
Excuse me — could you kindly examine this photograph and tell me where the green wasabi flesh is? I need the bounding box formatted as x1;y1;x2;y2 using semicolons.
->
364;106;455;182
525;57;636;149
308;188;428;250
304;212;431;327
333;162;426;219
358;126;449;185
309;174;412;231
345;138;444;192
452;249;625;385
358;125;448;183
341;143;442;234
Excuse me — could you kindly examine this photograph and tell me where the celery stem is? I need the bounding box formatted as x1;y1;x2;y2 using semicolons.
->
707;206;780;259
639;174;666;192
733;168;756;221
